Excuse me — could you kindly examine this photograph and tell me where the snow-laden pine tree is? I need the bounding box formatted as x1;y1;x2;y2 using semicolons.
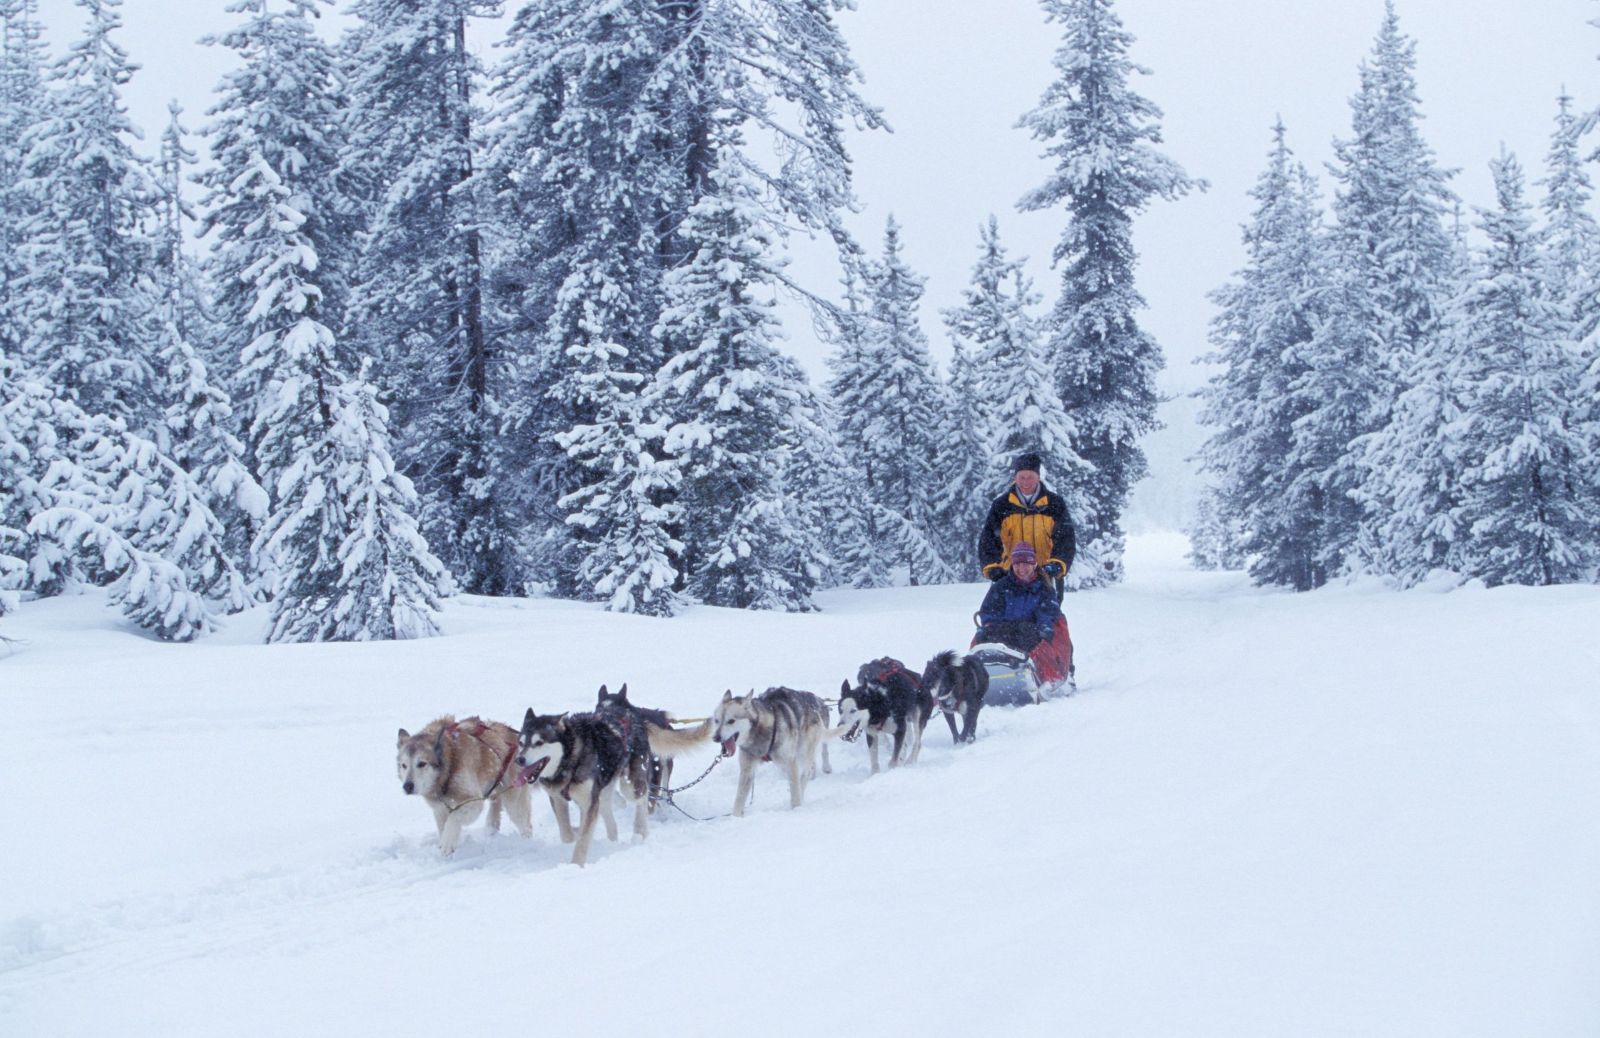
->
341;0;520;595
950;216;1090;554
483;0;677;598
1185;489;1247;571
485;0;881;604
829;217;955;585
239;156;448;642
1;347;231;640
13;0;162;432
819;269;886;583
649;143;822;610
1449;153;1593;586
1540;91;1600;322
153;103;266;591
1017;0;1201;585
1310;2;1456;579
932;338;998;573
199;0;362;426
1199;122;1332;590
556;393;682;618
0;0;51;358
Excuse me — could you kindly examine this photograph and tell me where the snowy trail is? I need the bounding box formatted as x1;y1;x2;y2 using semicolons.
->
3;533;1599;1036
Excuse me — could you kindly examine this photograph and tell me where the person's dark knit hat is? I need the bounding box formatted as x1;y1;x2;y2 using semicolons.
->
1010;542;1036;564
1013;452;1042;474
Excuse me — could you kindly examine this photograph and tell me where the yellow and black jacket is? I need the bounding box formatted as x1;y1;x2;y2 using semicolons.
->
978;482;1076;580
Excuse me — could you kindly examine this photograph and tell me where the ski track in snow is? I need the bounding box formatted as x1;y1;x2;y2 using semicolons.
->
3;532;1600;1036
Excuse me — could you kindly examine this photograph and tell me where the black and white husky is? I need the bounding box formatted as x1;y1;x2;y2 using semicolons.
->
711;687;840;816
836;657;936;773
593;683;713;812
516;708;651;866
921;650;990;744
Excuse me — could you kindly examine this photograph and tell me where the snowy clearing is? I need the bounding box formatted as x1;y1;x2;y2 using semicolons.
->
2;533;1598;1036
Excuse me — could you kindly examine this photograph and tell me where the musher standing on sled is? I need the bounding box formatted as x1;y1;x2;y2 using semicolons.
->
979;452;1076;593
976;452;1076;689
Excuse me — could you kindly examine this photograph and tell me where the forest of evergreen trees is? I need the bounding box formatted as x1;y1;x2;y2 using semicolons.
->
6;0;1589;645
2;0;1194;640
1192;2;1600;591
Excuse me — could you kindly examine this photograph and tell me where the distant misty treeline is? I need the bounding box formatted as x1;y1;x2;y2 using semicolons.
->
1193;3;1600;590
0;0;1198;640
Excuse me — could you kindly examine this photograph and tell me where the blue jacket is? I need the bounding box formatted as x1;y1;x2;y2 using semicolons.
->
977;571;1061;642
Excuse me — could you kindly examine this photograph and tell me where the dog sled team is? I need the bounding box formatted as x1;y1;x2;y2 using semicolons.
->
396;452;1080;866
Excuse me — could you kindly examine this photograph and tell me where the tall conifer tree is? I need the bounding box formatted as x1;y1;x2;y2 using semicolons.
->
1017;0;1200;584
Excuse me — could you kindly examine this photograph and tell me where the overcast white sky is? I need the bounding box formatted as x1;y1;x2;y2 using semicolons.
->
35;0;1600;396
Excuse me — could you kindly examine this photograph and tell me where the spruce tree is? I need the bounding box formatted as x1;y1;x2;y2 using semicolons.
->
1199;122;1332;590
199;0;362;430
238;156;447;642
1017;0;1201;585
952;216;1089;530
1451;153;1592;586
154;102;265;588
1318;2;1456;578
650;145;821;610
14;0;162;431
832;217;954;585
341;0;518;595
822;273;890;589
0;0;50;358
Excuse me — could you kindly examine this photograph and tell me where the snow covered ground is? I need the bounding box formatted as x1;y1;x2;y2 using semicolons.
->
2;532;1598;1036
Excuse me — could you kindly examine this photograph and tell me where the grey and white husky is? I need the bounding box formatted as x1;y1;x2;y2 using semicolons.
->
711;687;841;816
396;716;534;855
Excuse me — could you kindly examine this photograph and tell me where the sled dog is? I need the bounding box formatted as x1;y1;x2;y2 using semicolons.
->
837;657;936;773
921;649;989;744
711;687;840;816
516;708;652;866
594;683;713;811
396;715;534;855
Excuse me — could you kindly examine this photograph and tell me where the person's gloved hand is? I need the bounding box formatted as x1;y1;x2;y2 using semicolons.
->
1041;560;1064;578
982;563;1006;582
1036;624;1053;643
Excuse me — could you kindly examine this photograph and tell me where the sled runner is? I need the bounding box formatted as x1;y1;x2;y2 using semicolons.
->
969;614;1076;705
967;641;1042;706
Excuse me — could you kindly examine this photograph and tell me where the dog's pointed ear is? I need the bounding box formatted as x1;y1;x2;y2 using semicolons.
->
840;679;850;695
722;689;733;702
618;682;628;700
397;728;409;745
523;707;536;728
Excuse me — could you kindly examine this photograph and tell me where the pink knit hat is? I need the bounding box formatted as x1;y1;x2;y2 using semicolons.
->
1010;542;1036;565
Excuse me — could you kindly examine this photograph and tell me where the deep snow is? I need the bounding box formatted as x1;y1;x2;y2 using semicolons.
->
2;533;1598;1036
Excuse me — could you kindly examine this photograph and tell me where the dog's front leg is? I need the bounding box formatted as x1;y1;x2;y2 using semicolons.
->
906;719;924;765
599;785;620;842
888;725;906;769
943;705;960;745
733;752;758;816
569;783;600;866
504;786;535;838
866;732;880;775
545;788;575;843
787;754;805;808
486;796;503;833
438;800;480;856
961;704;980;744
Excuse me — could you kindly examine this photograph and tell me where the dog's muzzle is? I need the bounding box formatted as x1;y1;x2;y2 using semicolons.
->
842;722;861;743
403;781;415;794
518;758;547;785
719;737;737;757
